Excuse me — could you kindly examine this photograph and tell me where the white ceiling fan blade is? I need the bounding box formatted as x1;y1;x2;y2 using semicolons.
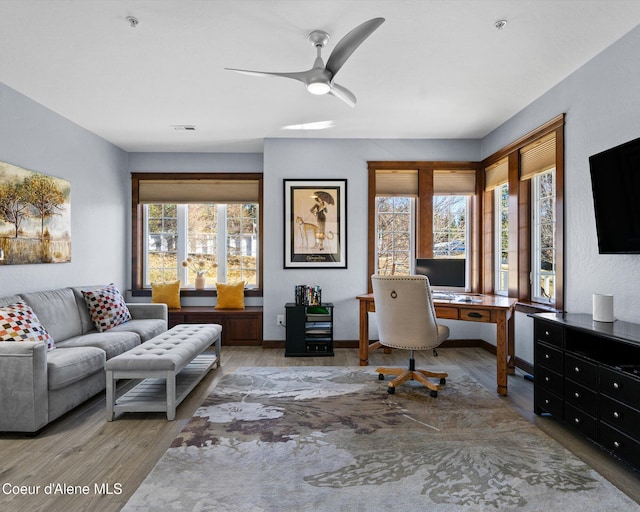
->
325;18;385;78
225;68;311;84
329;82;357;107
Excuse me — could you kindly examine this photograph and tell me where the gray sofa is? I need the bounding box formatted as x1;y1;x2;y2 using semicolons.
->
0;285;167;433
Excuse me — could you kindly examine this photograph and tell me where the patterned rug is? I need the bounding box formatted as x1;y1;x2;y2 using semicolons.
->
123;366;637;511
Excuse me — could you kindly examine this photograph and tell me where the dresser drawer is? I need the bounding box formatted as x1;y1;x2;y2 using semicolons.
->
534;388;563;418
599;422;640;468
564;402;598;441
564;354;597;388
535;342;563;374
564;379;598;417
599;367;640;409
600;396;640;438
536;366;563;395
459;308;491;322
535;321;564;348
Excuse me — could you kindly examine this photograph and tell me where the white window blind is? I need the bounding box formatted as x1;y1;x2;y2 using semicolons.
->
520;133;556;181
375;169;418;196
139;179;260;203
485;158;509;191
433;170;476;195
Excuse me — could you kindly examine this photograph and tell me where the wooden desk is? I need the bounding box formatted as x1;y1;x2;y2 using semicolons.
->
356;293;517;396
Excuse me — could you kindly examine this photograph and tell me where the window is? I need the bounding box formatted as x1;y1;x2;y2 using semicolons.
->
480;114;564;309
144;203;258;288
367;163;477;289
495;183;509;294
532;170;555;302
132;173;263;294
375;196;415;275
433;195;468;258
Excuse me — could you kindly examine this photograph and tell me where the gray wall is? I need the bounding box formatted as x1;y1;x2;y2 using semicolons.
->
484;23;640;326
0;83;129;295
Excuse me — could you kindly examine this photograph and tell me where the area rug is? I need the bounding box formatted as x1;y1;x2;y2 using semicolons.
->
123;366;637;511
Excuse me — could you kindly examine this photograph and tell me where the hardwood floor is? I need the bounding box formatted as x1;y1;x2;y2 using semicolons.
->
1;346;638;511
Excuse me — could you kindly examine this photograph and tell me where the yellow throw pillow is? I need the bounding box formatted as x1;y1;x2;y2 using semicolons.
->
215;281;245;309
151;281;181;309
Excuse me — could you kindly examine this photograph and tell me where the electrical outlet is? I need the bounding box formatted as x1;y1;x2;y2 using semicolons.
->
276;315;285;326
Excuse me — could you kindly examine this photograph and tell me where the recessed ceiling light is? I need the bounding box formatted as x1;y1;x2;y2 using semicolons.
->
126;16;139;28
171;125;196;131
494;19;508;30
282;120;335;131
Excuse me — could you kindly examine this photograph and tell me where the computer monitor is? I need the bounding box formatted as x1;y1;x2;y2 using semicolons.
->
415;258;466;289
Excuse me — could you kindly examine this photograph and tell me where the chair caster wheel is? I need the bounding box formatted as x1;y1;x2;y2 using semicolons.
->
378;373;385;380
433;349;438;357
430;390;438;398
440;377;446;385
387;386;395;394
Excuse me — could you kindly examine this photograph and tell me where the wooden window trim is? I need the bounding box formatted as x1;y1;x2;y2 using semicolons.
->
131;172;264;298
480;114;565;310
367;161;480;293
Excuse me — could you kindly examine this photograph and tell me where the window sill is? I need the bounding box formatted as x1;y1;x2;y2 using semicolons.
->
515;300;561;315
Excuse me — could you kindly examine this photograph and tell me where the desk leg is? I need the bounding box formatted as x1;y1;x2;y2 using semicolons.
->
507;312;515;375
496;310;508;396
359;300;369;366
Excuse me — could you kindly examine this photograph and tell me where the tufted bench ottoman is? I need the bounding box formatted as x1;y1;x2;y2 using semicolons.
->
105;323;221;421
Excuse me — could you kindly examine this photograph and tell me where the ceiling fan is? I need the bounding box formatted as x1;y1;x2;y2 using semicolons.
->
225;17;385;107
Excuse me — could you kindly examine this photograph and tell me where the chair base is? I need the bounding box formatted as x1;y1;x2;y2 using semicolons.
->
376;366;448;396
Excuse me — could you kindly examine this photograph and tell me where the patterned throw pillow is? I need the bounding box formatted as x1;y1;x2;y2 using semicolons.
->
0;301;55;350
81;284;131;332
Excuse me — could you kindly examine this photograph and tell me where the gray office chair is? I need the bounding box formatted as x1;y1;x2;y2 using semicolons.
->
371;275;450;396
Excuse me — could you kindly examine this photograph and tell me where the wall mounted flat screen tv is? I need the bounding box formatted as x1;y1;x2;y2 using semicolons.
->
589;136;640;254
415;258;466;288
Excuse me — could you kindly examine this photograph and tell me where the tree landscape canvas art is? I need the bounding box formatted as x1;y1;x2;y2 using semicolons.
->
0;161;71;264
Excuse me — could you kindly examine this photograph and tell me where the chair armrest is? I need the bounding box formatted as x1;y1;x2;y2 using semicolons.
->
127;303;168;323
0;341;48;432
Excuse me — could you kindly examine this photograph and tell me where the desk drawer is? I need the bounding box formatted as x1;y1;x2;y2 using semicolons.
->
459;308;491;322
435;306;459;320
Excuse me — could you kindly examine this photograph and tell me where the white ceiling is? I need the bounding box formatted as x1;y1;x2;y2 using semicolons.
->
2;0;640;153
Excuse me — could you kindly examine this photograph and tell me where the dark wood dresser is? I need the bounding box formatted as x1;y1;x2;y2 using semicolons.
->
532;312;640;469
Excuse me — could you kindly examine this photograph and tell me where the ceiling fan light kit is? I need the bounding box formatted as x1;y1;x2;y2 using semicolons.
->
225;17;385;107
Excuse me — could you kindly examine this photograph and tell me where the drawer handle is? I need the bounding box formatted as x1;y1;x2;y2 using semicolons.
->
468;312;483;318
544;399;550;405
574;392;580;399
613;441;621;449
545;353;551;359
574;367;581;373
574;417;581;424
545;376;550;382
613;382;620;390
613;411;621;419
545;330;550;336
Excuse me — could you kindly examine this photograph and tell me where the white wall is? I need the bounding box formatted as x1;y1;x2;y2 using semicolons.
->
0;83;129;295
262;137;480;341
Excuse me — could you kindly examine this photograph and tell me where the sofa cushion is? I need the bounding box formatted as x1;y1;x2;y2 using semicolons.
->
19;288;83;343
108;318;166;343
0;301;55;350
81;284;131;332
55;331;140;360
47;346;105;391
